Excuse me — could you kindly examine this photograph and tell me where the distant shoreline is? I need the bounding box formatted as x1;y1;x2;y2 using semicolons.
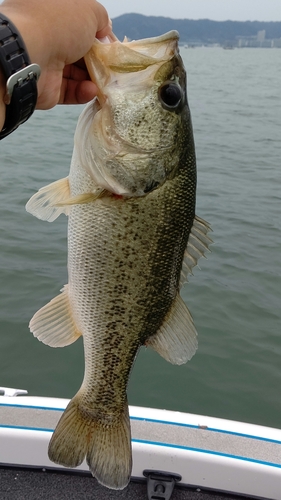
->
112;14;281;48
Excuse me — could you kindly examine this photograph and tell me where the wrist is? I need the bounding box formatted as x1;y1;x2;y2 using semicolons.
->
0;7;46;67
0;4;64;110
0;12;41;138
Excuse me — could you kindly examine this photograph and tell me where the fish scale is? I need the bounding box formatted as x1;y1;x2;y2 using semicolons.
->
70;197;181;416
25;30;212;490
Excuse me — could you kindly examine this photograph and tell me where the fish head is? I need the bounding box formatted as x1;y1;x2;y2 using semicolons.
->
79;31;190;197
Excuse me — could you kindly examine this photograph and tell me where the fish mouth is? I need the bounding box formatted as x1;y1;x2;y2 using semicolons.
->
84;30;182;157
84;31;180;104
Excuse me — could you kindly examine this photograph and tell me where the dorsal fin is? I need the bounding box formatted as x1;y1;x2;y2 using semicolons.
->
180;215;212;288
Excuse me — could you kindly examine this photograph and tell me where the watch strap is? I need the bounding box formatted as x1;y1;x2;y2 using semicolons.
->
0;14;40;139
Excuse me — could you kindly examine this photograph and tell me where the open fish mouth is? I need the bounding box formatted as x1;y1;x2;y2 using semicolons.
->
85;30;180;105
84;30;182;156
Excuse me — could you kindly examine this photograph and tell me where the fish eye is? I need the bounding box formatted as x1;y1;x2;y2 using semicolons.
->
159;82;183;111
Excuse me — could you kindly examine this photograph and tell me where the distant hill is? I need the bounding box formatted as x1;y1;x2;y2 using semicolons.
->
112;14;281;44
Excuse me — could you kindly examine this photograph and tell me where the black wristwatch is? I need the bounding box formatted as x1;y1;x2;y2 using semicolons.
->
0;14;41;139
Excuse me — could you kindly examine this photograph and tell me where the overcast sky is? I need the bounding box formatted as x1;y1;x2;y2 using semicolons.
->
103;0;281;22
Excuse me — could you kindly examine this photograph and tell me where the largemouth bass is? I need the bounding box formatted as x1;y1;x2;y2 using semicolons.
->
26;31;211;490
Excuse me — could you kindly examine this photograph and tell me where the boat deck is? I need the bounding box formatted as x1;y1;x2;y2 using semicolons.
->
0;466;253;500
1;395;281;499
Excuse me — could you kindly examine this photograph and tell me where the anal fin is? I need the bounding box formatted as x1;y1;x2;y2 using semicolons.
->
29;285;81;347
146;294;198;365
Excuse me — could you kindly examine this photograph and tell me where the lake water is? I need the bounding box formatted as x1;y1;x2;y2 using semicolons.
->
0;47;280;429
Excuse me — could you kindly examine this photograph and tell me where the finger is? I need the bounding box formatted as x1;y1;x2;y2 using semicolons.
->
63;63;89;82
94;2;114;39
59;78;98;105
72;58;88;71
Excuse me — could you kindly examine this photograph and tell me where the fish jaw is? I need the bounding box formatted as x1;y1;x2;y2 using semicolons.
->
85;31;180;104
79;32;188;197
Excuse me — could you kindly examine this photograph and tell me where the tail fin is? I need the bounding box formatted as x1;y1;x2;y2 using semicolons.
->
48;396;132;490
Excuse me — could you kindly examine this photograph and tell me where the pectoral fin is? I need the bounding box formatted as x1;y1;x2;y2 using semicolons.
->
26;177;71;222
146;294;198;365
26;177;105;222
55;189;106;207
29;285;81;347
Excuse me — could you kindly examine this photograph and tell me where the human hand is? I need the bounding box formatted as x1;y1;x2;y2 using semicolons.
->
0;0;115;111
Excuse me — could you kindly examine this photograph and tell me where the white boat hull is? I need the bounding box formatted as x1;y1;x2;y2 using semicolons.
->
1;395;281;499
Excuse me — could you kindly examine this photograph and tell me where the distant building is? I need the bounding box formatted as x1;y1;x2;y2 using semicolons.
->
236;29;281;48
272;38;281;48
257;30;266;43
